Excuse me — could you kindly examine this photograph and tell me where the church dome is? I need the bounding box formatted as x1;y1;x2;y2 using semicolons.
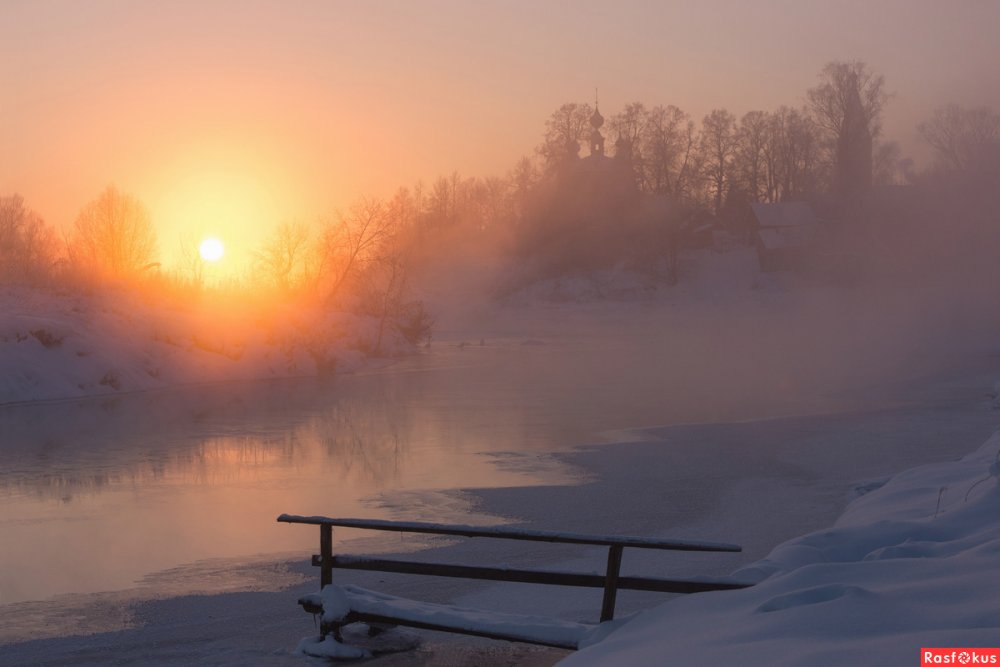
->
590;107;604;129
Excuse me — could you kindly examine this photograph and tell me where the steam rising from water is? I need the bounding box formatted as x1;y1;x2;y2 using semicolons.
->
417;178;1000;425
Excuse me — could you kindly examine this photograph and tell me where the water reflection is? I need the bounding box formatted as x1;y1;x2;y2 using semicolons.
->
1;377;425;503
0;331;928;607
0;348;586;605
304;395;405;485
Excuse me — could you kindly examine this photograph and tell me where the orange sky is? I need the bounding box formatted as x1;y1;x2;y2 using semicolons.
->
3;0;999;270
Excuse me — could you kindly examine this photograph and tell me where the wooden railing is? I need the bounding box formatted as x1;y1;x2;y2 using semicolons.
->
278;514;749;624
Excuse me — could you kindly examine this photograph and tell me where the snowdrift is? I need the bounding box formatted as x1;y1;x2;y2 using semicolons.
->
564;428;1000;666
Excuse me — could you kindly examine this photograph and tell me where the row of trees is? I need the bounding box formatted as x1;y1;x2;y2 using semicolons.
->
252;197;433;353
539;64;999;218
1;187;160;286
918;104;1000;173
0;194;59;284
507;61;999;282
540;62;899;212
0;187;431;352
3;61;998;297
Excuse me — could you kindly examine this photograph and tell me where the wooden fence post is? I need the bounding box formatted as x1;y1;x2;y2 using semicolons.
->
600;545;624;622
320;524;333;588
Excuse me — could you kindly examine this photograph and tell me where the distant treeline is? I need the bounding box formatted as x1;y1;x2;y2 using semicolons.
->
3;60;999;296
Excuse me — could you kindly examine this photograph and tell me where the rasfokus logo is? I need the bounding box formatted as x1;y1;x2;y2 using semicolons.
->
922;648;1000;665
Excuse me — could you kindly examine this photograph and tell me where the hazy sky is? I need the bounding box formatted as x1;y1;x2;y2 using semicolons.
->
3;0;998;267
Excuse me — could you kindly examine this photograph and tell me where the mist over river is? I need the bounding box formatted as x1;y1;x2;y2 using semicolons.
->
5;298;997;607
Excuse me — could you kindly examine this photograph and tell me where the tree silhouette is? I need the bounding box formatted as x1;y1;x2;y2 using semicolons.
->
69;186;158;281
765;107;821;201
734;111;770;201
640;105;697;199
539;103;593;171
317;197;395;304
919;105;1000;173
0;194;58;284
700;109;737;213
807;61;889;196
254;220;312;293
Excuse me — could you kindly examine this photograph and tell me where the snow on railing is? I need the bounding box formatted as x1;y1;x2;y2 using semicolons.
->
279;514;748;630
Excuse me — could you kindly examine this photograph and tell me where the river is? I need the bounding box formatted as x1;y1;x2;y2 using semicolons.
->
2;304;999;651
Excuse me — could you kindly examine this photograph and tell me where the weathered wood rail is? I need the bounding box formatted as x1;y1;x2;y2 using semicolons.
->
279;514;751;649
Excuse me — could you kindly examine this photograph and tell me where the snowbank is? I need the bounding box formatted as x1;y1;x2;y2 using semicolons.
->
563;429;1000;666
0;286;411;405
302;584;598;650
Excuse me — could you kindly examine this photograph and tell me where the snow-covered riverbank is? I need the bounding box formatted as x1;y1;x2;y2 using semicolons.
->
0;285;407;406
565;424;1000;666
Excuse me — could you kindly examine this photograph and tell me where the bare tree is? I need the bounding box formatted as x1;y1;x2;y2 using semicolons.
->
918;104;1000;172
324;199;431;354
609;102;647;185
807;61;890;195
509;155;540;224
175;235;205;288
362;251;408;355
478;175;515;232
0;194;58;284
699;109;738;213
387;186;420;232
254;220;312;293
763;107;822;201
734;111;770;201
539;102;593;171
428;175;456;231
609;102;647;150
317;197;395;304
640;105;696;198
451;173;485;231
69;186;158;281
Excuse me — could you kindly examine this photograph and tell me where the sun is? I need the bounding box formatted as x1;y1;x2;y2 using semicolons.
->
199;237;225;262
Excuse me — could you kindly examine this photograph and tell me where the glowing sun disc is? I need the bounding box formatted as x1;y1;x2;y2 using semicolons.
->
199;237;225;262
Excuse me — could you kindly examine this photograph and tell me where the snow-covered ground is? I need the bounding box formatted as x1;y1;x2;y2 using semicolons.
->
564;427;1000;666
297;411;1000;665
0;285;406;405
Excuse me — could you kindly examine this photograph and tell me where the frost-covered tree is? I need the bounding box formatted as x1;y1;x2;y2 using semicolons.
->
699;109;738;213
254;220;312;293
640;105;697;199
69;186;158;281
918;104;1000;173
765;107;822;201
0;194;58;284
539;102;593;171
733;111;770;201
608;102;647;186
316;197;396;304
